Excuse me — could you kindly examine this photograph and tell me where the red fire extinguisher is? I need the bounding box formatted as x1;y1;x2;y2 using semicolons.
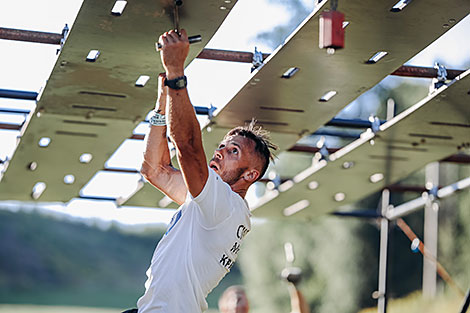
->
319;0;345;51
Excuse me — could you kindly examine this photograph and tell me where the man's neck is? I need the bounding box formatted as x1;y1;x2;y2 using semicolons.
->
230;183;247;199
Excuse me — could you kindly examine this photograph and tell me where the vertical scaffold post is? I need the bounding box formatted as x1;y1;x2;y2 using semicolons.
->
378;189;390;313
423;162;439;298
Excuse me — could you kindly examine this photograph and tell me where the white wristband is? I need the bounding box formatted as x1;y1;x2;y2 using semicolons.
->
149;110;166;126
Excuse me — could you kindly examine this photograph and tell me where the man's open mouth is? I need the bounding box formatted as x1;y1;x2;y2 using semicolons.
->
209;160;219;171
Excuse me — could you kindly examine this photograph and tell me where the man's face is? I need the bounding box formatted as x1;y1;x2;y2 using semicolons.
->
209;135;257;186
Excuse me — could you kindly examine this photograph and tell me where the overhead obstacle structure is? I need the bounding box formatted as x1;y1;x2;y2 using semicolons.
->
0;0;236;203
0;1;468;216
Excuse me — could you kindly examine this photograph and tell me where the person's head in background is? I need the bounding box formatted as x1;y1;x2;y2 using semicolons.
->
218;285;249;313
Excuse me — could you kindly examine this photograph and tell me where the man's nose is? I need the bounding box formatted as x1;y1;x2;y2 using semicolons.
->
215;149;223;160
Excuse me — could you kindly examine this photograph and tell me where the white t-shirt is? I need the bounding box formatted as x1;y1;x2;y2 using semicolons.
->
137;167;252;313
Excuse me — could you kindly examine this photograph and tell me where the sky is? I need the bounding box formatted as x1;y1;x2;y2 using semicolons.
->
0;1;469;227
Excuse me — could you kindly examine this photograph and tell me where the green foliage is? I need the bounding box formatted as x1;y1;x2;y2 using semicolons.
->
438;164;470;290
360;291;464;313
0;304;117;313
239;162;470;313
239;217;378;313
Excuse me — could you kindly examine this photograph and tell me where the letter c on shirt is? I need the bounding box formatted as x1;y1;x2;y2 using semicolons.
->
236;225;248;239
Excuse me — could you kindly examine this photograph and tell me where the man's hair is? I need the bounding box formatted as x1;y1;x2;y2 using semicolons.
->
224;120;278;180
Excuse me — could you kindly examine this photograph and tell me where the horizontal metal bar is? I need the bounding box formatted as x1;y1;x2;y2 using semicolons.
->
197;48;270;63
326;118;385;129
1;31;464;81
194;106;210;115
0;123;22;131
0;108;31;114
0;27;62;45
287;145;340;154
386;184;439;193
103;167;139;173
79;195;117;202
0;88;38;100
386;176;470;220
331;210;382;218
312;129;361;139
130;134;145;140
195;48;465;79
437;176;470;198
287;144;469;164
441;154;470;164
391;65;464;80
0;88;210;115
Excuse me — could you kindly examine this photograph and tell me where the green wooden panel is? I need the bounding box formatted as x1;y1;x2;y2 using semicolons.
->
0;0;236;202
212;0;470;137
252;70;470;219
0;114;133;201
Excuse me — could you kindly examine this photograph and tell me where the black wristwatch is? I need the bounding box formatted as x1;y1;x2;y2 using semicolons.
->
164;76;187;90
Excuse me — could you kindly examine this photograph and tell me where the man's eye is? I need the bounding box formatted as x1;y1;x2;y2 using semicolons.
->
232;148;238;154
218;144;225;149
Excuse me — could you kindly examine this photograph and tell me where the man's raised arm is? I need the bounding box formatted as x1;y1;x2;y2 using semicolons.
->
140;74;187;205
158;29;208;198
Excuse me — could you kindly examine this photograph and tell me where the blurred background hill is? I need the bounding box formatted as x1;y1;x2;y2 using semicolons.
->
0;209;242;311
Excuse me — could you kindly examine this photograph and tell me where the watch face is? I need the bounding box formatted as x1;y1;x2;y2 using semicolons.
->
176;79;185;88
165;76;187;89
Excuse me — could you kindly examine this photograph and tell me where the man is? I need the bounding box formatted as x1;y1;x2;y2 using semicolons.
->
136;29;277;313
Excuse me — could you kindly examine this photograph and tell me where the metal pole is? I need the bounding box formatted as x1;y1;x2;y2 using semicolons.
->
385;177;470;220
378;189;390;313
441;154;470;164
0;27;62;45
391;65;463;80
460;288;470;313
0;30;466;80
325;117;385;128
196;48;464;79
396;218;464;296
197;48;270;63
0;88;38;100
423;162;439;298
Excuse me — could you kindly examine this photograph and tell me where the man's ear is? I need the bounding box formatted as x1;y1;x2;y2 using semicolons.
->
243;169;260;184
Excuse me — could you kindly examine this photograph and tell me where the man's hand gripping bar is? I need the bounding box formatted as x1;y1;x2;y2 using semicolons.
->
156;0;202;50
156;35;202;50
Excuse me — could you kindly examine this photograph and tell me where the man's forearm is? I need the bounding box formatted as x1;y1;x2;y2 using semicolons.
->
166;87;202;149
142;85;172;173
143;124;171;171
288;284;310;313
158;29;208;198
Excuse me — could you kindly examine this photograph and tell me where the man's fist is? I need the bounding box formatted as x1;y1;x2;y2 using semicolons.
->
157;29;189;79
281;267;302;285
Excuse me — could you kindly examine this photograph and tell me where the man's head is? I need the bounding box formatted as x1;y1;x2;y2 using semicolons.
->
218;285;249;313
209;121;277;188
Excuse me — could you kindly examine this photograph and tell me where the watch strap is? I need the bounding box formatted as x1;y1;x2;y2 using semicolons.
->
164;75;187;90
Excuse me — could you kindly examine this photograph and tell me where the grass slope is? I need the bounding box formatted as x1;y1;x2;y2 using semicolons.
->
0;209;242;310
